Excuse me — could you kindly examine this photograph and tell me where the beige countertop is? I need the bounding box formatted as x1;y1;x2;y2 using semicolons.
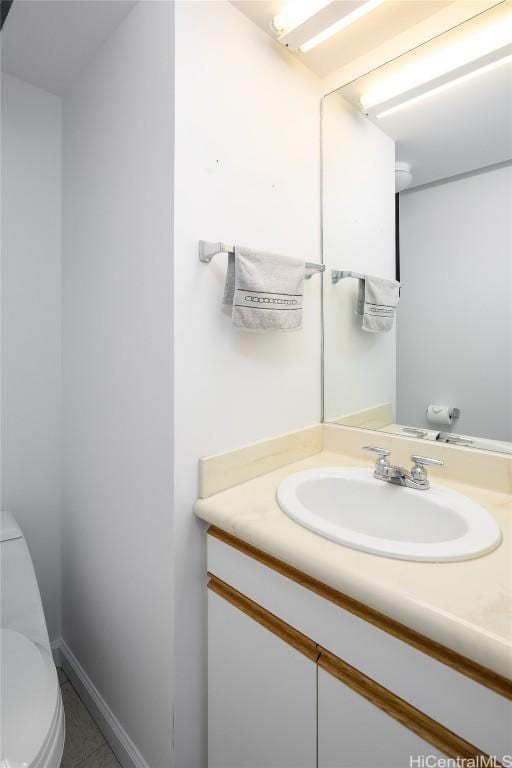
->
194;449;512;681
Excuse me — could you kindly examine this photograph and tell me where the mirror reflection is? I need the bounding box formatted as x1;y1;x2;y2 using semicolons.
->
322;3;512;454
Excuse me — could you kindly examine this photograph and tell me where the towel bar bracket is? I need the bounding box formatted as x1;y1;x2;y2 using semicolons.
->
199;240;232;264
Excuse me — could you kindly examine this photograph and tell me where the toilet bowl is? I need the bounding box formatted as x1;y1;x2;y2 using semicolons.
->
1;511;65;768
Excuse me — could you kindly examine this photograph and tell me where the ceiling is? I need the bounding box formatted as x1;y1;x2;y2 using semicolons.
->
1;0;137;95
379;59;512;187
231;0;455;77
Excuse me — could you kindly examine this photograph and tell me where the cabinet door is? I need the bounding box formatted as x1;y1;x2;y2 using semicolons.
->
208;588;317;768
318;668;446;768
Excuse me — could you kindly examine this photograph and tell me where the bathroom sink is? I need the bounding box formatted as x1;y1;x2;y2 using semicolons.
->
276;468;501;562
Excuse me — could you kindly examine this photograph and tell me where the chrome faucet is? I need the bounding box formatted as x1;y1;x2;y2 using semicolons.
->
363;446;444;491
437;432;474;447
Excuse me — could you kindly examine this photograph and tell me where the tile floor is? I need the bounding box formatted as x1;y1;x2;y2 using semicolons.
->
57;667;121;768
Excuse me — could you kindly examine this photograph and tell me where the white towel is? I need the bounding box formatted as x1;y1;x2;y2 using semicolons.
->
223;246;305;331
356;276;400;333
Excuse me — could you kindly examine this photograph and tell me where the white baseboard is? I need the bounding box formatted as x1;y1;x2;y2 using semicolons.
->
57;638;149;768
51;638;62;666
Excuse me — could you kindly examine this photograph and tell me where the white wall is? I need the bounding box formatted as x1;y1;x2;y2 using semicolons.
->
322;92;396;423
1;73;62;642
397;164;512;441
173;2;322;764
61;4;174;767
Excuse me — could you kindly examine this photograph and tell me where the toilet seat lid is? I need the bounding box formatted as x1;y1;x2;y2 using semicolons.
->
1;628;58;767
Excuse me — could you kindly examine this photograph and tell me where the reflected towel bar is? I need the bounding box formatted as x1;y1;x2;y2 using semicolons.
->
332;270;402;297
331;269;365;284
199;240;325;279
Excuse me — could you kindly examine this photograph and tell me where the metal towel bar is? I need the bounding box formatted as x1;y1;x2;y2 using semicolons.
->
199;240;325;279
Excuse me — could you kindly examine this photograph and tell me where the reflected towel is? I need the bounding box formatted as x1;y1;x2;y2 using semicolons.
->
223;246;305;331
356;276;400;333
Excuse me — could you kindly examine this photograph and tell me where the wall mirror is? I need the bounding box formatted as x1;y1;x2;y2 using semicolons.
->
321;2;512;455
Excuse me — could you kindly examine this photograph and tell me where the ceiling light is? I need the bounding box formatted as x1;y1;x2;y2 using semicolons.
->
273;0;385;53
360;13;512;112
272;0;331;35
376;53;512;119
395;162;412;192
299;0;385;53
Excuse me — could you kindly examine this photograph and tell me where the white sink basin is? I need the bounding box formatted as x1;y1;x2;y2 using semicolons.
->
277;468;501;562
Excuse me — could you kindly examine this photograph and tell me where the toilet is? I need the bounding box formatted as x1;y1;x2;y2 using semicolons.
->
1;511;65;768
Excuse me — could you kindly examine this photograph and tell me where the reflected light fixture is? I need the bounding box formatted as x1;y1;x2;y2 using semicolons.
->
360;12;512;116
375;52;512;118
273;0;385;53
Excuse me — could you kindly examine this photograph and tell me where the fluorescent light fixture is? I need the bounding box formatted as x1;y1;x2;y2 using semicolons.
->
360;13;512;112
273;0;385;53
299;0;384;52
376;53;512;118
272;0;330;34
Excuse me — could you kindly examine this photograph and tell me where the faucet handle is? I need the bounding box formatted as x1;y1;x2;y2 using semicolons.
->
363;446;391;479
363;446;391;458
410;455;444;489
410;455;444;467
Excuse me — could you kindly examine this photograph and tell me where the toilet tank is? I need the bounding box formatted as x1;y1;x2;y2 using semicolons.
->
0;511;51;651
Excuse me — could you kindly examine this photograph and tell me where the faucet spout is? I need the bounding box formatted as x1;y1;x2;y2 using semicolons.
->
387;465;412;486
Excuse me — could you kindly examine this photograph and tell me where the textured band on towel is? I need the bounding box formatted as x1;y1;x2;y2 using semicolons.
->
356;276;400;333
223;246;305;331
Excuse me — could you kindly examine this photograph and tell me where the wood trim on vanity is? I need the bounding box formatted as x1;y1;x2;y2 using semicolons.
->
208;526;512;700
209;569;495;764
317;649;496;763
208;575;320;662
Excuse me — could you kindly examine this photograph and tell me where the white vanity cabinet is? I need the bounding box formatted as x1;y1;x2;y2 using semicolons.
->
207;528;512;768
208;581;446;768
208;586;317;768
